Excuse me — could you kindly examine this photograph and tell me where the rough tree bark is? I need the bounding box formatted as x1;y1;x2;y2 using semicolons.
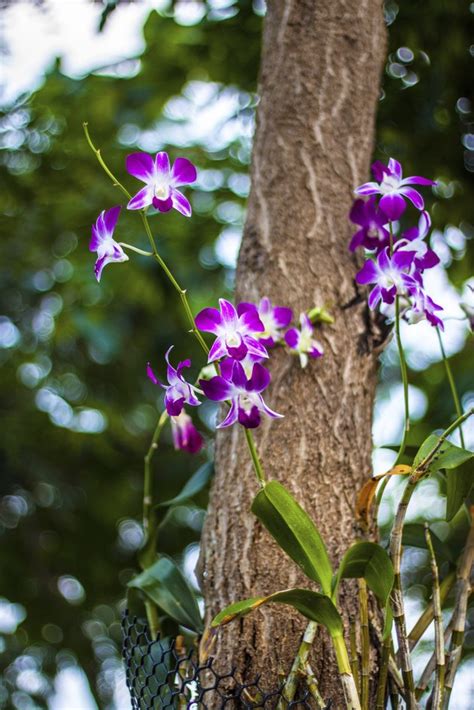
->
199;1;387;705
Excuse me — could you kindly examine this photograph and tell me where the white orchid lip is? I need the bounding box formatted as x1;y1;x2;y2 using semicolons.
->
154;182;170;201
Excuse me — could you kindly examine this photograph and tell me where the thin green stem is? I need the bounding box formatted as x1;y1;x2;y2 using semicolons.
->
119;242;154;257
140;409;168;637
83;123;132;200
84;123;267;580
436;327;465;448
443;514;474;709
374;294;410;515
83;123;210;356
142;410;169;569
278;622;319;709
332;634;362;710
375;635;390;710
244;428;266;487
301;662;326;709
424;524;445;709
389;477;418;709
394;295;410;466
358;580;370;710
407;569;456;652
350;621;361;697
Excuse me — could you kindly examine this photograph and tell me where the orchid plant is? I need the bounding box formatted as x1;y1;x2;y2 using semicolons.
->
83;125;473;710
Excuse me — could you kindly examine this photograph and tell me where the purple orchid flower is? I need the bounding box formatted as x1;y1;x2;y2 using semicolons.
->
284;313;324;368
89;206;128;282
356;247;419;309
355;158;435;221
348;197;390;252
405;288;444;329
170;412;203;454
395;211;440;272
147;346;200;417
195;299;268;363
238;297;293;347
126;151;197;216
200;359;283;429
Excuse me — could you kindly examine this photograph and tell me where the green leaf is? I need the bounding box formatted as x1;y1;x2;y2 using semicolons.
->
402;523;453;563
332;542;394;605
251;481;332;595
413;434;473;475
332;542;394;640
157;462;213;508
211;588;343;637
446;461;474;522
128;555;203;633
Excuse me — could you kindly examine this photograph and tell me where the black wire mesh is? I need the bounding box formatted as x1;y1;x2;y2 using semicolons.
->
122;612;330;709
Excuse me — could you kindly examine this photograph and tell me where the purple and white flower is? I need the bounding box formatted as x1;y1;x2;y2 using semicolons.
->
195;299;268;363
126;151;197;216
238;298;293;347
355;248;419;309
200;359;282;429
89;206;128;282
405;288;444;329
395;211;440;272
147;346;200;417
355;158;435;221
170;411;203;454
284;314;324;369
349;197;390;252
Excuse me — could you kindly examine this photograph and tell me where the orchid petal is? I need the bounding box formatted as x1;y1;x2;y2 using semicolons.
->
379;193;406;220
171;188;192;217
399;186;424;210
127;186;154;211
246;363;271;393
171;157;197;186
355;259;379;285
200;375;234;402
155;151;170;176
126;152;155;183
217;400;239;428
195;307;223;333
355;182;380;196
208;337;228;363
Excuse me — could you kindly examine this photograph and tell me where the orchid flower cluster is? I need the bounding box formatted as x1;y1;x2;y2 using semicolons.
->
351;158;444;329
87;149;326;455
146;296;324;451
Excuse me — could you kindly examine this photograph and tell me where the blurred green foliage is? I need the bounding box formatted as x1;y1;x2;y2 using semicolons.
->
0;0;472;707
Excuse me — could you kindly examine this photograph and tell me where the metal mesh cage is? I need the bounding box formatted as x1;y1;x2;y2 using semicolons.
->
121;612;330;709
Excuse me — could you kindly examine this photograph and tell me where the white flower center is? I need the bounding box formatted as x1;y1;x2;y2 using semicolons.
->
225;331;241;348
380;268;404;291
367;222;383;240
257;312;278;340
239;393;257;412
154;182;170;201
380;174;400;194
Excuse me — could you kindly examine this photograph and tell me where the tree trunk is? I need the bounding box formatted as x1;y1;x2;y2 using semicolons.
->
199;0;387;705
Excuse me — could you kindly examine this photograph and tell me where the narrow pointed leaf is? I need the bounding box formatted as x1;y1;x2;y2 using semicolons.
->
251;481;332;595
211;588;343;637
332;541;394;606
332;542;394;639
413;434;473;474
157;462;213;508
128;555;203;633
446;461;473;522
